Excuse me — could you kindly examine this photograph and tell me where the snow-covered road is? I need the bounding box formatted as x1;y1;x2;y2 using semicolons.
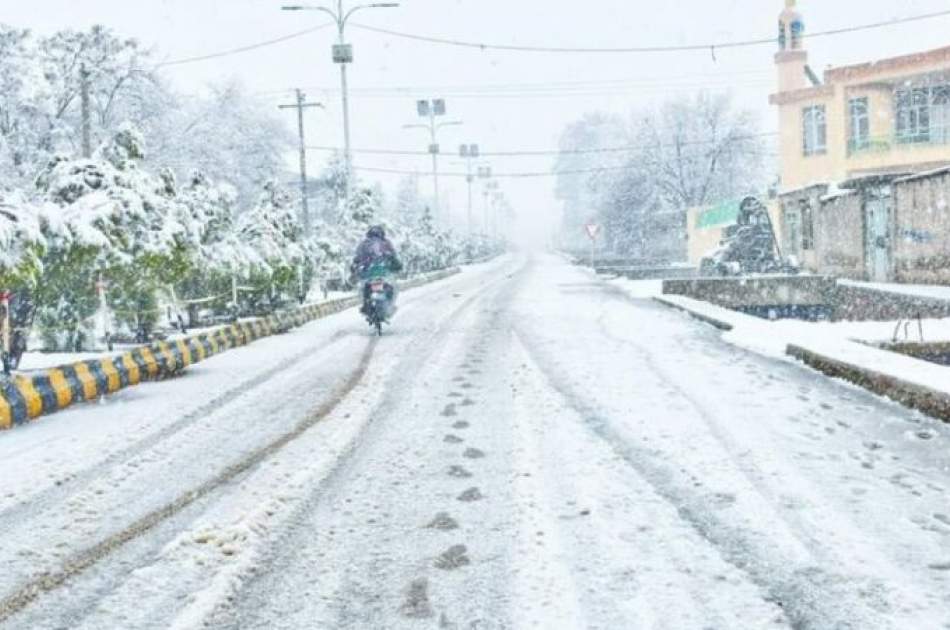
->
1;253;949;629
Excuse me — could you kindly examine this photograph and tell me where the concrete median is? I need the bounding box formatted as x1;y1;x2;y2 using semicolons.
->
0;268;458;430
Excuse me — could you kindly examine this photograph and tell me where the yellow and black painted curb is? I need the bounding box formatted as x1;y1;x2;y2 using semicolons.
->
0;268;459;430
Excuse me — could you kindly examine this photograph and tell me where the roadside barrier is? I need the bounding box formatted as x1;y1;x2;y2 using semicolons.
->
0;268;459;430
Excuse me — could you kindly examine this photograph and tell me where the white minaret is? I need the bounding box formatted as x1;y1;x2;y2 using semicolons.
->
776;0;808;93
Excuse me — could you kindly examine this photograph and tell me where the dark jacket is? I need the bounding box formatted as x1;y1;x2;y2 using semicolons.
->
351;235;403;279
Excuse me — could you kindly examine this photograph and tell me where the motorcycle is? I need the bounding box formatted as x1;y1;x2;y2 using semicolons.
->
362;275;396;336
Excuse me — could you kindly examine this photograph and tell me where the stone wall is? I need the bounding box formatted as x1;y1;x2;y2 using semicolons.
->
779;184;828;271
662;276;837;309
815;191;866;280
662;276;950;322
893;169;950;284
834;283;950;321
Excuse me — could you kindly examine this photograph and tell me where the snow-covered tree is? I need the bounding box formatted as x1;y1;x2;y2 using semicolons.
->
635;92;766;210
33;124;186;347
237;181;311;309
0;191;45;288
555;92;767;261
151;81;295;210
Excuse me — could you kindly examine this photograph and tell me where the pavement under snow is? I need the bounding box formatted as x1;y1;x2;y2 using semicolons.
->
0;253;948;629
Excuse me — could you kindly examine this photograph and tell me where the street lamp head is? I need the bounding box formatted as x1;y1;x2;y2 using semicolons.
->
368;2;400;7
281;5;306;10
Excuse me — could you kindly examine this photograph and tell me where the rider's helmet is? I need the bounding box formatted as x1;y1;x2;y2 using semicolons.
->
367;225;386;239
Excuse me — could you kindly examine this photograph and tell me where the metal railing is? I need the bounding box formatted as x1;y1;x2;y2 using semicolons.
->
848;128;950;157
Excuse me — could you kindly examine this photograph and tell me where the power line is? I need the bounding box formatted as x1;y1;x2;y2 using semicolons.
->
265;82;775;101
352;159;778;179
252;69;773;97
155;23;332;68
305;132;778;157
149;7;950;72
350;9;950;54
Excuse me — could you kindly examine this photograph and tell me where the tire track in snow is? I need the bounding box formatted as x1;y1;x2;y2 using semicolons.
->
0;329;354;524
514;324;900;630
0;272;474;522
204;259;529;630
0;337;378;623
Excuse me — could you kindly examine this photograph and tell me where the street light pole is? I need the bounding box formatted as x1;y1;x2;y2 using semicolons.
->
282;2;399;200
403;99;460;226
429;113;440;219
458;144;480;236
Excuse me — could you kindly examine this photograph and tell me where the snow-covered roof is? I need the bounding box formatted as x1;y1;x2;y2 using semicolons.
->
893;165;950;185
819;183;857;203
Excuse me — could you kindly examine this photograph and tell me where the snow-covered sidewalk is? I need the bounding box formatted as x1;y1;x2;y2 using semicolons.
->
650;291;950;418
840;279;950;302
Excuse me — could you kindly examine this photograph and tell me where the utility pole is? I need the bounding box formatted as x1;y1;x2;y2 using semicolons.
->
279;89;323;233
80;63;92;158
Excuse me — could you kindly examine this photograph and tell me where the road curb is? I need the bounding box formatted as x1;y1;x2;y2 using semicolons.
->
786;343;950;423
0;268;459;430
652;296;735;331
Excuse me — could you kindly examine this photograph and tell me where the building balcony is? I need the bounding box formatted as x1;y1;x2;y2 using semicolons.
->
848;129;950;157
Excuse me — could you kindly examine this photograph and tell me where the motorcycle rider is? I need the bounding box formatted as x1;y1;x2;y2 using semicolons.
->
350;225;403;315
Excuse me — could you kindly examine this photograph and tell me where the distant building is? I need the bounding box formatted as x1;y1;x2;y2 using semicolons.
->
771;0;950;283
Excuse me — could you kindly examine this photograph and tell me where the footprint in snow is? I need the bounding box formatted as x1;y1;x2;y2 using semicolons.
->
448;465;473;478
426;512;460;530
434;545;470;570
457;487;483;502
400;578;433;618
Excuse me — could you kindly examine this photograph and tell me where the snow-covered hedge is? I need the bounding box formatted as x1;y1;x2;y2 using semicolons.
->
0;126;505;351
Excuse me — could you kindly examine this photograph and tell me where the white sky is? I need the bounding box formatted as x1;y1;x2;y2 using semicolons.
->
6;0;950;241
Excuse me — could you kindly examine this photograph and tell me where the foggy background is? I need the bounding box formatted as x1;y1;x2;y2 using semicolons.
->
7;0;950;245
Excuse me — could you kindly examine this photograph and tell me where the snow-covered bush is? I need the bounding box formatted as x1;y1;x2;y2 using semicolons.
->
0;191;45;287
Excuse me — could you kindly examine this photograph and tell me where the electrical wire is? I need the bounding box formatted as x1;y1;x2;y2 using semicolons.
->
349;9;950;54
252;69;773;97
155;23;332;68
351;159;778;179
265;82;775;100
151;7;950;70
305;132;778;157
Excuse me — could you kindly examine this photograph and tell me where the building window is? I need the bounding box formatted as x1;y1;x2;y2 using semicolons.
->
802;105;827;156
848;97;870;152
896;88;931;144
932;86;950;145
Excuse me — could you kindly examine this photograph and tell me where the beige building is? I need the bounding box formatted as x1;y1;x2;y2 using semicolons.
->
772;0;950;189
771;0;950;283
